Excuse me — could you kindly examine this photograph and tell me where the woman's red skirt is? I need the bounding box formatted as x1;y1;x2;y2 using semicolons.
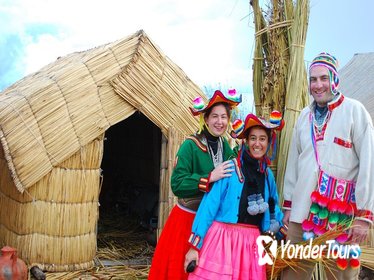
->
148;204;195;280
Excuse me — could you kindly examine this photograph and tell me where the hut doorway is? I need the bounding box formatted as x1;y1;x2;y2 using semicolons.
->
98;111;161;263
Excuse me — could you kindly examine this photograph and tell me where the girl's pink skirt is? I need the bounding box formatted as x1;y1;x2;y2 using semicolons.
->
188;221;266;280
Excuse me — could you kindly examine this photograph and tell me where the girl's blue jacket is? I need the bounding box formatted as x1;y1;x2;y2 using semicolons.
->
189;158;284;250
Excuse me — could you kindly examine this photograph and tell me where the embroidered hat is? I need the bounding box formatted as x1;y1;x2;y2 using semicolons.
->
309;52;340;95
233;111;285;172
230;110;284;139
189;89;242;116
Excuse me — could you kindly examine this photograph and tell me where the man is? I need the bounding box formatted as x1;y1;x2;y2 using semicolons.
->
282;52;374;279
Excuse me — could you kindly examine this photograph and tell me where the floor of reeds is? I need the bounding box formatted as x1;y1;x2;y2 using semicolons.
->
40;211;155;280
30;211;374;280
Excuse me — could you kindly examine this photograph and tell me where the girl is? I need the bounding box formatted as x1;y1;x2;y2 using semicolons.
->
184;112;285;280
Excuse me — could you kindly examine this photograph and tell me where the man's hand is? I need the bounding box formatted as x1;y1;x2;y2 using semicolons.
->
348;219;371;244
282;209;291;227
184;248;199;272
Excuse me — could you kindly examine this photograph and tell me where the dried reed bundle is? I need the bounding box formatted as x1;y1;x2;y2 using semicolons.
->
45;265;150;280
251;0;267;116
251;0;293;119
250;0;308;179
276;0;309;194
263;1;289;116
360;246;374;271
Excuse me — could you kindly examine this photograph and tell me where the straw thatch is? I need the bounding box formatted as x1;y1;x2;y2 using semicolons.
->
0;30;203;271
339;52;374;119
250;0;309;179
275;0;310;196
339;52;374;273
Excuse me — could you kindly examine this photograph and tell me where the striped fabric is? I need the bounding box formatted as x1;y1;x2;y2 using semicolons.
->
309;52;340;95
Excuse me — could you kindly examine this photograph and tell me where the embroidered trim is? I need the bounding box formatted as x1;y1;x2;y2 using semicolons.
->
198;177;209;192
314;121;328;141
357;209;374;221
206;173;212;192
200;178;208;183
310;94;345;141
188;233;194;243
279;225;288;237
186;136;207;152
328;94;344;111
303;170;357;237
232;158;244;182
334;137;353;148
190;234;200;247
283;200;292;209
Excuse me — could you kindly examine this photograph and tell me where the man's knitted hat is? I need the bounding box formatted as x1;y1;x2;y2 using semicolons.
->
309;52;340;95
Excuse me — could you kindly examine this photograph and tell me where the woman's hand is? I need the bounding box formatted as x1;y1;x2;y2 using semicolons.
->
184;248;199;272
209;160;234;183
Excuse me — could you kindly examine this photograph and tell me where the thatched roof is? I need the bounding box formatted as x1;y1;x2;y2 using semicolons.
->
0;30;202;193
339;52;374;119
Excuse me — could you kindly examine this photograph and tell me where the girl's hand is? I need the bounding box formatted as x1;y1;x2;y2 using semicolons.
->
209;160;234;183
184;248;199;272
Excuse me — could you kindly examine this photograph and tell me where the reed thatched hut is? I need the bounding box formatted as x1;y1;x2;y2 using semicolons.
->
339;52;374;119
0;30;203;272
339;53;374;271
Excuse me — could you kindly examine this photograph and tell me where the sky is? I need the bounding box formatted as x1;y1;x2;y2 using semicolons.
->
1;0;373;113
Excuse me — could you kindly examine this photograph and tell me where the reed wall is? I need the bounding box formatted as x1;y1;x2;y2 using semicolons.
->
0;136;103;271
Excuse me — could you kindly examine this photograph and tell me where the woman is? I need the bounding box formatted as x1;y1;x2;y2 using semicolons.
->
184;111;285;280
148;89;242;280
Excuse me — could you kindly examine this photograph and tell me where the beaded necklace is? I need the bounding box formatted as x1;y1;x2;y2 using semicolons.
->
207;137;223;167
